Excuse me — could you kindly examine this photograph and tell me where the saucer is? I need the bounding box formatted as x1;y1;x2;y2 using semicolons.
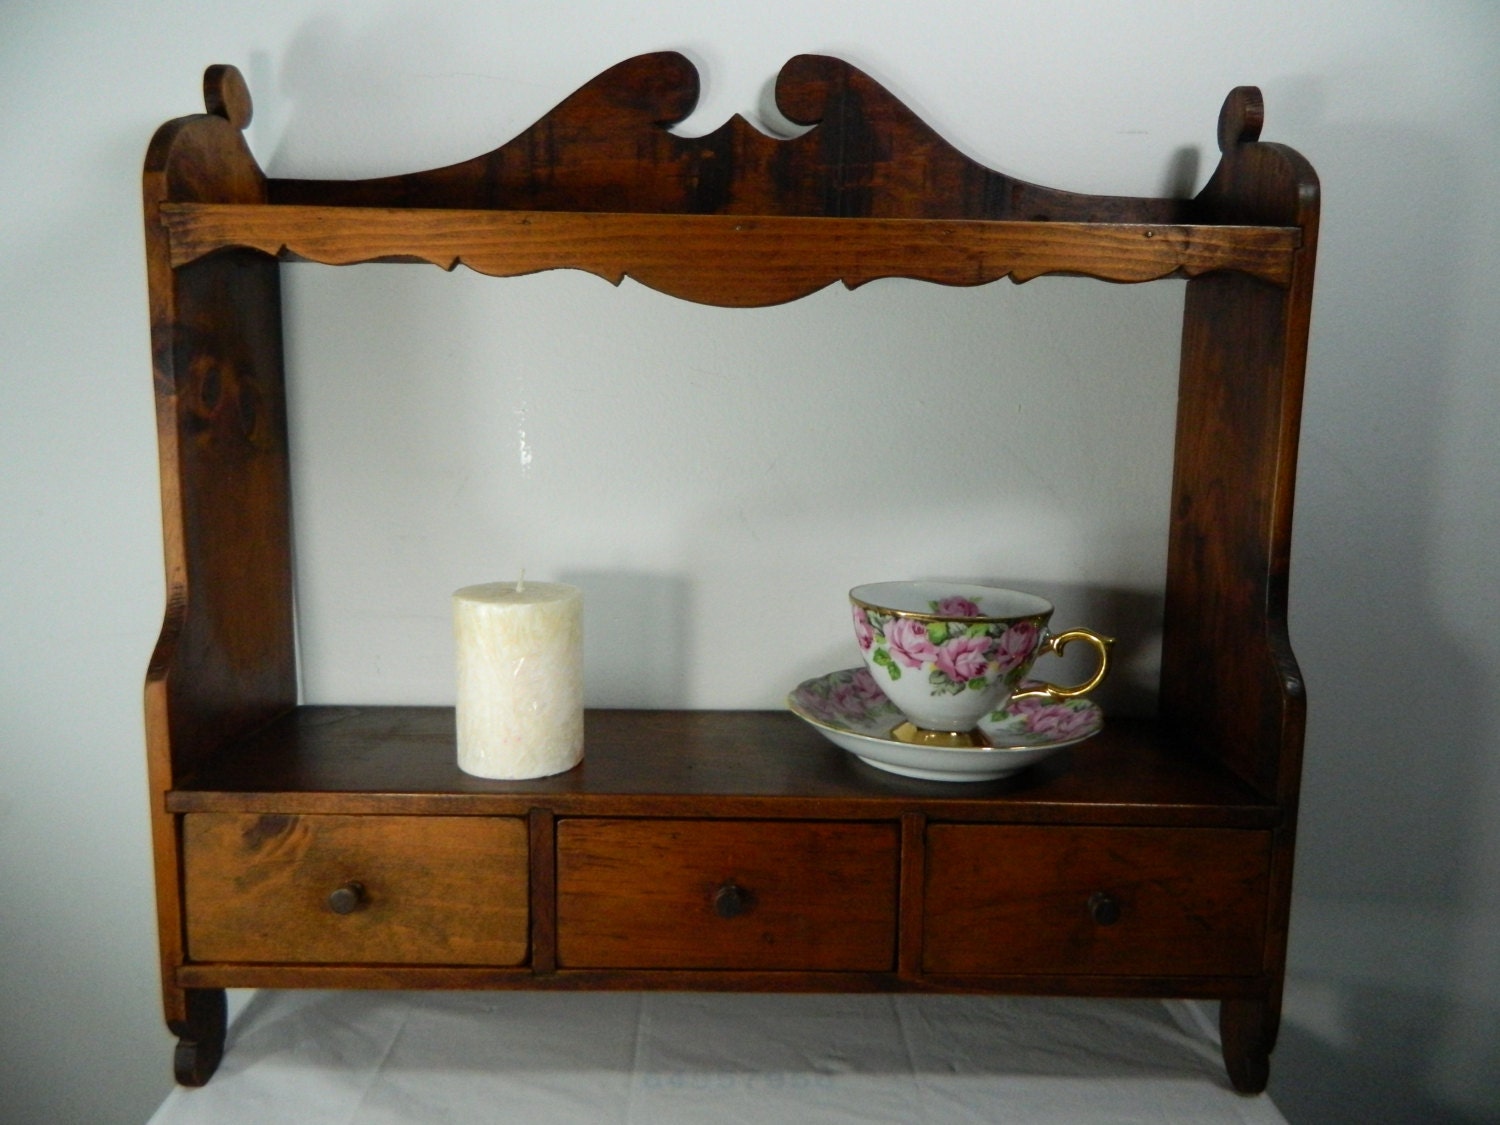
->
787;667;1103;782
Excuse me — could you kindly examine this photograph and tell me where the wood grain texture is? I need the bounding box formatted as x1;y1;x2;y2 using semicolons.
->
1160;87;1318;1082
528;808;558;974
165;707;1279;827
142;70;294;1042
555;818;899;970
183;813;529;965
174;961;1263;999
897;812;927;979
923;825;1270;977
143;73;293;788
141;63;1318;1092
1166;85;1319;806
267;52;1186;224
159;204;1297;304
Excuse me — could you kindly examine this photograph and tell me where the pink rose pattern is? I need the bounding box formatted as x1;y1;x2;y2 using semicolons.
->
934;633;992;683
794;669;1100;743
1004;695;1100;739
991;619;1038;674
855;600;1045;698
793;667;900;727
885;617;939;669
934;596;982;617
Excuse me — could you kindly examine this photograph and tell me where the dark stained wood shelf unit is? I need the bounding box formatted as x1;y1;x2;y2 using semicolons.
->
142;54;1317;1096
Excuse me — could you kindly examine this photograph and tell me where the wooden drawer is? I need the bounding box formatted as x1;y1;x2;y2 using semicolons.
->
183;813;529;965
923;825;1269;977
556;818;899;971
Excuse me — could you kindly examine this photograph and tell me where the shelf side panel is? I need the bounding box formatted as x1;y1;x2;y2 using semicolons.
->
142;68;297;1031
145;69;296;789
1164;272;1304;795
149;251;296;766
1163;86;1318;809
267;52;1186;225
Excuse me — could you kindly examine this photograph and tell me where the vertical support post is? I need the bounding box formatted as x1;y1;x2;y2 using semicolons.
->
1163;86;1320;1094
143;66;294;1080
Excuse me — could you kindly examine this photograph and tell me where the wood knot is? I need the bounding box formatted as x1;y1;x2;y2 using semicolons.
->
203;64;252;130
241;814;293;851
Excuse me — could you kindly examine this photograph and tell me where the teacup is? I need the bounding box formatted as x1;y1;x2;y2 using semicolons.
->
850;581;1112;748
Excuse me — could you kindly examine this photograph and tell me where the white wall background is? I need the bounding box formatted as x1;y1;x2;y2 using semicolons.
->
2;3;1496;1121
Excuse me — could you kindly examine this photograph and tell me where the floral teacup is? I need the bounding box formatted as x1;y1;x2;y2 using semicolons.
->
850;581;1112;748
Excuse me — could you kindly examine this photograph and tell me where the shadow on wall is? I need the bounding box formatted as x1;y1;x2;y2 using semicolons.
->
969;578;1164;719
550;571;1162;718
1273;79;1500;1123
1275;983;1500;1125
560;569;694;709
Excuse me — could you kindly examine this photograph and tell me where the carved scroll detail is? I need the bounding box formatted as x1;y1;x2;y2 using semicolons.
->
155;58;1307;302
266;52;1186;224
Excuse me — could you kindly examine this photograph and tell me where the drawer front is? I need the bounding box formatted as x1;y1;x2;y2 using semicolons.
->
923;825;1269;977
183;813;529;965
556;818;899;971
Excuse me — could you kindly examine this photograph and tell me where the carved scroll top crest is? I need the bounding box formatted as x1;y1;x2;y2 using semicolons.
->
264;51;1189;224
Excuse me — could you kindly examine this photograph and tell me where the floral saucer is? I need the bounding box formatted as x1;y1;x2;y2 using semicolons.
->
787;666;1103;782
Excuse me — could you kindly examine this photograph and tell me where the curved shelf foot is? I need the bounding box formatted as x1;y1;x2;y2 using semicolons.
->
169;988;227;1087
1219;996;1275;1094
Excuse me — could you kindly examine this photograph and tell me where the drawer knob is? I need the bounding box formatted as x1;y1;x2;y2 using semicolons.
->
327;881;367;915
713;881;752;919
1088;891;1121;925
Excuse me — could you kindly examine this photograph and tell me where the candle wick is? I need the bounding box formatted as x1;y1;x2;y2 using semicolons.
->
517;569;526;594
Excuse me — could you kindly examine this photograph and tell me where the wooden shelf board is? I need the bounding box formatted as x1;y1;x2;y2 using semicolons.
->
167;706;1277;826
159;204;1299;304
174;960;1264;998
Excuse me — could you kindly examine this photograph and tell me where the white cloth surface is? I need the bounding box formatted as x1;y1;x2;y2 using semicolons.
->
148;991;1287;1124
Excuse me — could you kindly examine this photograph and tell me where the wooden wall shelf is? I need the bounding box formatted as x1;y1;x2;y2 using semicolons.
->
142;53;1317;1094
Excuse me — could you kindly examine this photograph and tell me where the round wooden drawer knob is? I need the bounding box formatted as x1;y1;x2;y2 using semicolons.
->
713;881;752;919
1088;891;1121;925
327;881;368;915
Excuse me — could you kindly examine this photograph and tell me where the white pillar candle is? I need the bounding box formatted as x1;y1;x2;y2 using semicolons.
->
453;580;584;779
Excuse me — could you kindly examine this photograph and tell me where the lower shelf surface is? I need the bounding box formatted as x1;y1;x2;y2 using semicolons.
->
167;706;1278;826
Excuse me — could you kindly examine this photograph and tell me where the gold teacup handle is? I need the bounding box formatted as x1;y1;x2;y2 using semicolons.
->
1010;629;1114;702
